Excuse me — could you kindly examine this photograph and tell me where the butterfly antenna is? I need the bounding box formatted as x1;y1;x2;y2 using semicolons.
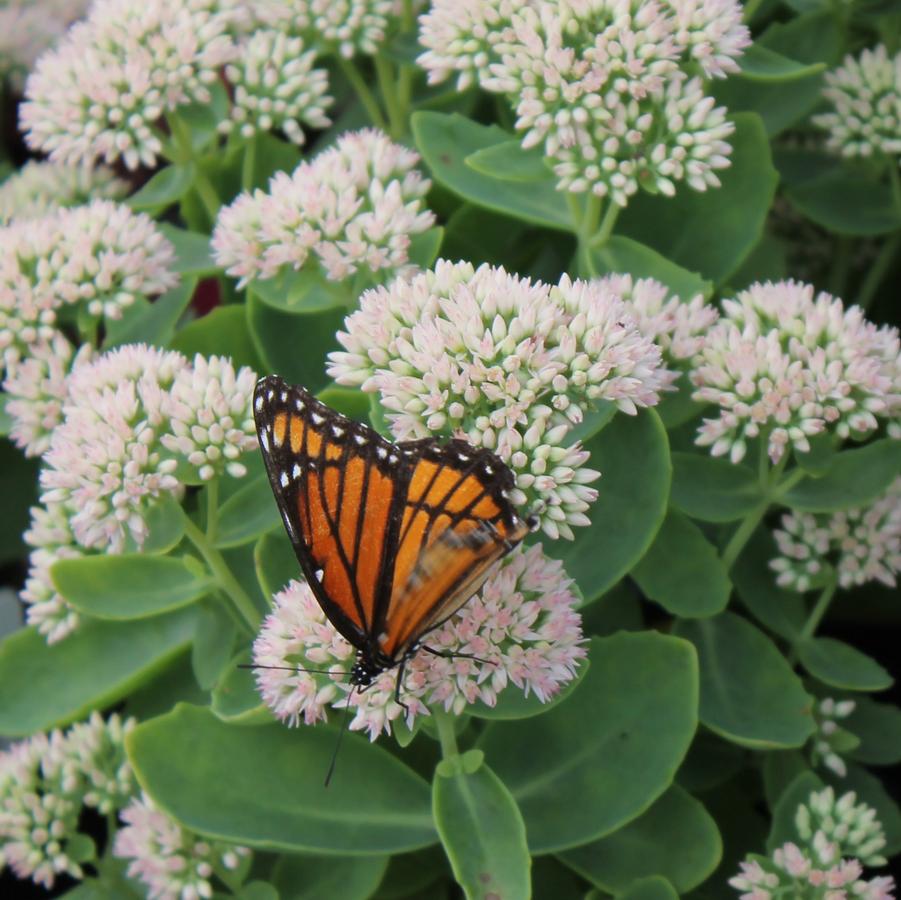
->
238;663;350;676
324;684;356;788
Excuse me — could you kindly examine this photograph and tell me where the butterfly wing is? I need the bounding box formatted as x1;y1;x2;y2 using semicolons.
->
253;376;408;651
376;439;531;659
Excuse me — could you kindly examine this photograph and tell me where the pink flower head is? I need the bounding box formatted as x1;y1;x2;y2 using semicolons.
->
213;128;434;287
692;280;900;464
253;544;585;739
328;260;671;537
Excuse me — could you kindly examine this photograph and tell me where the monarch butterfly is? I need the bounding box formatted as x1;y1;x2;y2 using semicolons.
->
253;375;534;696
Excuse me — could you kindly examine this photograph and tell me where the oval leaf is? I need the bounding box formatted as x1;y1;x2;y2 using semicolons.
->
616;876;679;900
560;785;721;894
51;555;214;620
465;140;553;182
127;164;196;212
674;612;815;749
215;475;282;549
250;270;350;314
847;698;901;766
254;530;300;601
479;632;698;853
170;304;263;372
411;111;571;231
797;637;893;692
433;758;530;900
632;508;731;618
553;410;670;604
272;853;388;900
127;704;436;854
0;609;197;735
737;44;826;81
103;279;198;351
211;652;273;726
767;770;823;853
158;224;218;277
781;440;901;512
670;453;760;523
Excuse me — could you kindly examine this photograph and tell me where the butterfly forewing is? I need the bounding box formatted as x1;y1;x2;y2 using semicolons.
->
254;375;530;673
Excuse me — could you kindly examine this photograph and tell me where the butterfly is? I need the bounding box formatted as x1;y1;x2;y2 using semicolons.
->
253;375;534;697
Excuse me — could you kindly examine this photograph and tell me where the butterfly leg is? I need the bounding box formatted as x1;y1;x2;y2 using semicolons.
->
393;658;411;718
420;645;495;667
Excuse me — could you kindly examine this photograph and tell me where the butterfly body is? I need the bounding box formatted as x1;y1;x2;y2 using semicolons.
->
253;375;532;688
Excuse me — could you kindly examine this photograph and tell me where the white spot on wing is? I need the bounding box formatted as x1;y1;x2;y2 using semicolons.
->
311;412;324;425
280;391;287;402
279;471;289;487
254;395;263;412
332;426;344;437
377;446;387;459
260;431;269;451
354;433;366;445
292;463;301;479
272;426;283;448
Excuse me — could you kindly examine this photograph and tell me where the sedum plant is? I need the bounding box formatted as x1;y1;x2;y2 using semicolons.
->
0;1;898;899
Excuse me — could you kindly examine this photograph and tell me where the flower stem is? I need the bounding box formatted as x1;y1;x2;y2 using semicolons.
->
182;511;261;631
338;56;388;131
590;200;621;248
798;578;837;644
855;230;901;309
167;113;221;222
205;478;219;544
433;708;460;760
376;54;406;139
241;137;257;192
888;154;901;215
721;501;769;570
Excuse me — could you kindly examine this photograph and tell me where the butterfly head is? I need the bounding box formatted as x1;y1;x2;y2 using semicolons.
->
349;652;383;688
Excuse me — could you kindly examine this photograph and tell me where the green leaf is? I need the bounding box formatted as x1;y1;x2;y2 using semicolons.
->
731;528;807;641
767;770;823;852
737;44;826;81
127;164;196;212
553;410;670;604
174;81;229;153
762;750;809;812
245;132;302;189
618;113;778;284
588;235;713;300
246;293;345;393
411;111;571;231
407;226;444;269
786;168;901;236
191;598;238;690
254;530;300;601
656;375;706;429
797;638;893;692
0;439;39;564
51;555;214;620
782;440;901;512
158;224;218;277
674;612;815;749
103;279;198;350
121;494;186;555
272;853;388;900
794;432;838;477
465;140;552;182
676;730;747;793
211;651;272;725
846;698;901;765
632;509;731;618
171;305;263;372
315;386;371;421
616;876;679;900
235;882;278;900
725;231;788;291
370;846;449;899
468;659;590;720
215;475;282;549
433;757;530;900
670;453;760;523
0;608;197;735
560;785;721;894
127;704;436;853
249;270;350;314
479;632;698;853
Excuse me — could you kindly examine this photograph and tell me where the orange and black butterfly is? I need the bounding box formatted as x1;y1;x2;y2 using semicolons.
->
253;375;534;694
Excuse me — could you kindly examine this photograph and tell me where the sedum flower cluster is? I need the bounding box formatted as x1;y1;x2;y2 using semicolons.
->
770;478;901;593
328;260;671;538
213;128;434;287
114;792;251;900
0;0;90;89
0;160;128;225
21;0;335;169
690;280;901;465
0;713;135;890
419;0;748;205
253;544;585;738
809;697;858;778
250;0;397;59
814;45;901;162
23;344;257;642
730;788;893;900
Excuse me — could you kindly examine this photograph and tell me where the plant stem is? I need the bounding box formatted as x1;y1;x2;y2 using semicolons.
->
241;137;257;192
581;194;602;239
721;501;769;570
798;579;837;643
888;155;901;215
167;113;221;222
205;478;219;544
338;56;388;130
856;231;900;309
827;236;852;298
590;200;621;248
182;512;261;631
433;708;460;759
376;54;405;139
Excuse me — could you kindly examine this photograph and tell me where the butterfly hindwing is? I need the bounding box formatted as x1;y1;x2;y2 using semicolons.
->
254;376;531;670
